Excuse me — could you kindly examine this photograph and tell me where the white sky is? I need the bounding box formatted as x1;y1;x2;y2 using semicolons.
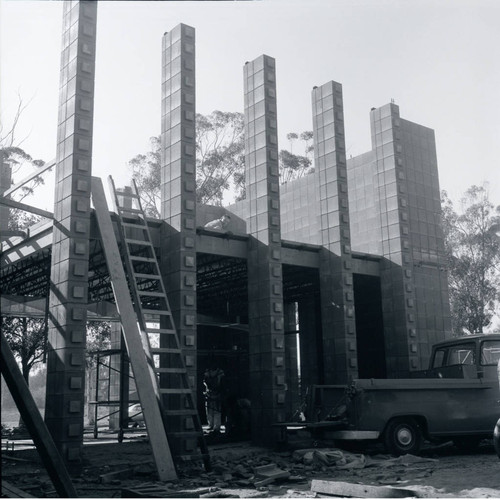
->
1;0;499;210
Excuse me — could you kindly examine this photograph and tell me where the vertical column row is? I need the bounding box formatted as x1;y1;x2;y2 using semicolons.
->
244;55;286;445
370;103;414;376
312;81;357;384
45;0;97;469
160;24;198;394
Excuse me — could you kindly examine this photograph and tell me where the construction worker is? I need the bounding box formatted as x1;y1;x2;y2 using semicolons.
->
203;367;225;433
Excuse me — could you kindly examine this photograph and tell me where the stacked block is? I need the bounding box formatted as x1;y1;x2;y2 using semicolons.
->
312;81;357;384
45;0;97;468
160;25;198;404
244;55;286;445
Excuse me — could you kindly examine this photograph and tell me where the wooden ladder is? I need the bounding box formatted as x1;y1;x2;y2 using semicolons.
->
107;176;210;470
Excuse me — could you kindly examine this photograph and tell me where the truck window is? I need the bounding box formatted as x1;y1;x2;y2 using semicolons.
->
481;340;500;365
447;344;475;366
433;349;445;368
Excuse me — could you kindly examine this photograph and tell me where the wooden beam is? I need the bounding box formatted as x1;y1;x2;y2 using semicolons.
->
311;479;417;498
1;230;27;239
91;176;178;482
1;480;35;498
0;197;53;219
0;333;77;498
3;159;56;198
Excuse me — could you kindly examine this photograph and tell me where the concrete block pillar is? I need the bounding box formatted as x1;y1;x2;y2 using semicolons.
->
370;103;451;375
284;302;300;419
45;0;97;470
370;104;412;376
244;55;286;445
312;81;357;384
160;25;198;404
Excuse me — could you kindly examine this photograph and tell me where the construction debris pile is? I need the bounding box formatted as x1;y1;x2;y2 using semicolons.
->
2;438;500;498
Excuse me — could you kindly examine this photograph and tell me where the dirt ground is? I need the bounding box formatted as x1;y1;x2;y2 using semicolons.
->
2;431;500;498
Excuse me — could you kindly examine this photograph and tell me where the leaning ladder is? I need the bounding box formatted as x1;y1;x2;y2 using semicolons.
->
107;176;210;470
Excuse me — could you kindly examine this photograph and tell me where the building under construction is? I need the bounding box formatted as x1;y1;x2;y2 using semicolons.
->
0;2;451;478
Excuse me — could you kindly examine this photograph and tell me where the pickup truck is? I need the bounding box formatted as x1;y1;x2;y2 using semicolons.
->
304;334;500;455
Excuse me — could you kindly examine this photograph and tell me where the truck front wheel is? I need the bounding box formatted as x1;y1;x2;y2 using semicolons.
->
384;418;422;456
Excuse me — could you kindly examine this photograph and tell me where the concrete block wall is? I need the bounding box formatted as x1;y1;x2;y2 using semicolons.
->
399;118;452;365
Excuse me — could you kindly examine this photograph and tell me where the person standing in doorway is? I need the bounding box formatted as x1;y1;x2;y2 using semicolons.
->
203;367;225;433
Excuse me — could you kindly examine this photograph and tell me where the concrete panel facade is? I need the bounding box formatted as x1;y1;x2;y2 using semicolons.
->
312;81;357;383
244;55;286;445
45;0;97;469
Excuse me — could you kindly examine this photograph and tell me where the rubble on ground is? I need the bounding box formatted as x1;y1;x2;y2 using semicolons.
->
1;439;499;498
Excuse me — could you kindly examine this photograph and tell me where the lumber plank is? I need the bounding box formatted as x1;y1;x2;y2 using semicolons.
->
0;197;53;219
310;479;417;498
1;480;35;498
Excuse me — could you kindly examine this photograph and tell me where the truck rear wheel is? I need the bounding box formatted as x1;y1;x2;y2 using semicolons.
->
384;418;422;455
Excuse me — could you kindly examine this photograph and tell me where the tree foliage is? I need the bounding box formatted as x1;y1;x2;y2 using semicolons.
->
85;321;112;368
442;185;500;334
1;316;47;383
196;111;245;204
279;131;314;183
128;112;316;215
128;111;245;217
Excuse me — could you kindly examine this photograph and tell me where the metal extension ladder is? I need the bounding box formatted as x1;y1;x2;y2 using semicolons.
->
107;176;210;470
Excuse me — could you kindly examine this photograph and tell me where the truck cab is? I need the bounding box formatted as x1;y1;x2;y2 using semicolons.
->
425;334;500;380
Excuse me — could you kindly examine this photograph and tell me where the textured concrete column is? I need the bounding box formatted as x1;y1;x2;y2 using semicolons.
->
284;303;300;419
160;25;198;396
244;55;286;445
312;81;357;384
370;103;451;375
370;104;412;376
45;0;97;469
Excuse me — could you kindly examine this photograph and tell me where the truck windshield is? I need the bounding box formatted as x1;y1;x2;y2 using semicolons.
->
481;340;500;365
433;343;475;368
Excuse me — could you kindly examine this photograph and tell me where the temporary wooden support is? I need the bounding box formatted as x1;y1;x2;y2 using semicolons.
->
0;333;77;498
91;176;178;481
0;196;53;219
3;159;56;198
